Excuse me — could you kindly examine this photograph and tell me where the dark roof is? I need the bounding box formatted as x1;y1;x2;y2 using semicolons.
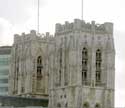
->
0;46;12;55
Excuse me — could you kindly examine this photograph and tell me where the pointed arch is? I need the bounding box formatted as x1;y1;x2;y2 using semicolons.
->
37;56;43;79
96;49;101;60
35;46;45;60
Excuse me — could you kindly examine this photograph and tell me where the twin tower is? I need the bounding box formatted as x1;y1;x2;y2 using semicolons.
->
9;19;115;108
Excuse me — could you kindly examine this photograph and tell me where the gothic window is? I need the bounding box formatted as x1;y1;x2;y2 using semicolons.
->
83;102;89;108
96;49;101;83
82;48;88;84
37;56;43;80
95;103;101;108
65;102;68;107
57;103;61;107
36;56;44;92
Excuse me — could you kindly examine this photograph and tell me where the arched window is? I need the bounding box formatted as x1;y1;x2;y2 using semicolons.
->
95;103;101;108
37;56;42;65
96;49;101;83
83;102;89;108
65;102;68;107
37;56;43;80
96;49;101;60
82;48;88;85
57;103;61;108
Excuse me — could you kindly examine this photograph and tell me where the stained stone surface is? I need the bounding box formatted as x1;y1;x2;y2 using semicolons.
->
9;19;115;108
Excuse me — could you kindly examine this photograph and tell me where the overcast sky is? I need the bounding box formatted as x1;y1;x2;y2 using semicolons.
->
0;0;125;107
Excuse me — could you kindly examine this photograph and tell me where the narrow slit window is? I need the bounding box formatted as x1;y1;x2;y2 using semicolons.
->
82;48;88;84
96;49;102;83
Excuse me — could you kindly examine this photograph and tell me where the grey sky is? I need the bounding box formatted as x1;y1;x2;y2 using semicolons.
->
0;0;125;107
0;0;46;24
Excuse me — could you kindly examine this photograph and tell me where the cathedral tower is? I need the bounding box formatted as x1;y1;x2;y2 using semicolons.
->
49;19;115;108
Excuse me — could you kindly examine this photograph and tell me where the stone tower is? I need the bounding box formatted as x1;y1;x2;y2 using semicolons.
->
49;19;115;108
9;30;54;98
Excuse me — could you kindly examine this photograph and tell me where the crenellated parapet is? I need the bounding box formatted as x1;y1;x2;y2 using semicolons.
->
14;30;54;44
55;19;113;35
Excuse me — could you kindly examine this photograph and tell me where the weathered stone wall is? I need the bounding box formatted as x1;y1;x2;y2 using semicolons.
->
9;19;115;108
49;19;115;108
9;30;54;98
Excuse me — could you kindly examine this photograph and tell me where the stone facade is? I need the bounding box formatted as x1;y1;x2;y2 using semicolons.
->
9;19;115;108
49;19;115;108
9;30;54;98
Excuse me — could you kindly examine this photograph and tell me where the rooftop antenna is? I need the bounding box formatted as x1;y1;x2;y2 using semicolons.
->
81;0;83;20
37;0;40;34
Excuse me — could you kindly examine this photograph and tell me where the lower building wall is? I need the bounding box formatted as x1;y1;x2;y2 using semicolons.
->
49;86;114;108
0;106;48;108
0;96;48;107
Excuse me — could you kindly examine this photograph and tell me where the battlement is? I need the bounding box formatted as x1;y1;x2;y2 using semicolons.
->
14;30;54;44
55;19;113;35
